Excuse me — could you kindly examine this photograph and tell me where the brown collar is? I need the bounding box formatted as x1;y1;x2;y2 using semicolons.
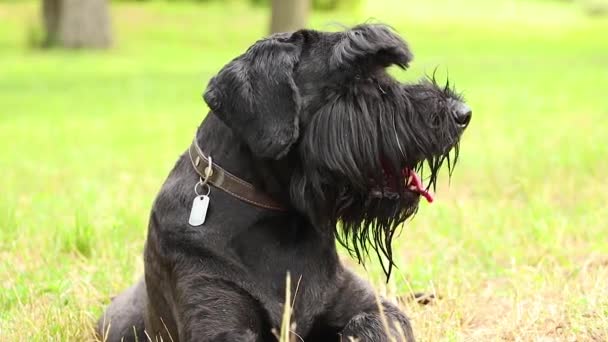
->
188;138;287;211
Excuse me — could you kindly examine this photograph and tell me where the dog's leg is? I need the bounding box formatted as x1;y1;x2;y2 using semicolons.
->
328;270;415;342
171;275;269;342
96;277;147;342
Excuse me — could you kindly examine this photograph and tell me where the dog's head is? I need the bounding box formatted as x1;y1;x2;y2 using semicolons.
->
204;24;471;277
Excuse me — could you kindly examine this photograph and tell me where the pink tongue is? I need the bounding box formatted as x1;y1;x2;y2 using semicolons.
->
409;170;434;203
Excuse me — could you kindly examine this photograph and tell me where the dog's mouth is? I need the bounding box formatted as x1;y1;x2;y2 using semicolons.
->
403;168;434;203
374;159;434;203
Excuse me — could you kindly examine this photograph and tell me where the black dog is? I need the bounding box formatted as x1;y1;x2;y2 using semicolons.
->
97;24;471;342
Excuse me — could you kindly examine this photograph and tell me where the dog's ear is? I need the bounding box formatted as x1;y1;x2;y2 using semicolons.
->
203;33;302;159
330;24;413;72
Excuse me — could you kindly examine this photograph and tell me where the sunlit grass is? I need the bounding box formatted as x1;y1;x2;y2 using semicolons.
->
1;0;607;340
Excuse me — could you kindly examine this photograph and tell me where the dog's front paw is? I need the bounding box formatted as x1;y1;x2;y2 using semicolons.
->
341;306;414;342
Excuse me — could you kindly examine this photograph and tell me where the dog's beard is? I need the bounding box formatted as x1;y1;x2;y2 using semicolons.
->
291;77;462;280
335;187;417;278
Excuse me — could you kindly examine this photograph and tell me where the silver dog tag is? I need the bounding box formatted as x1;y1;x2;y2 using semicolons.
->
188;195;210;226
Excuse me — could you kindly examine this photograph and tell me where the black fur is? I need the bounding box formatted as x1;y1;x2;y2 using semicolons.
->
97;24;470;342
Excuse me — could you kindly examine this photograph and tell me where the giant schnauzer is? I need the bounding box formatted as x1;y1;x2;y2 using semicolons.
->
97;24;471;342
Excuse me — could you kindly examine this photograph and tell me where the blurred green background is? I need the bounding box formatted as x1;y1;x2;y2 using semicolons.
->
1;0;607;340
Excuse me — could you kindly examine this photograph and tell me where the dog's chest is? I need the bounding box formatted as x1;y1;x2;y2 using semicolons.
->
228;223;340;333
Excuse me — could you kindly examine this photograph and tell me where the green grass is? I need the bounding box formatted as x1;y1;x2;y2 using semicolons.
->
1;0;607;340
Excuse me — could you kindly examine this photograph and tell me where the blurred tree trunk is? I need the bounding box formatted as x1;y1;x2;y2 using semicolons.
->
270;0;309;34
42;0;112;48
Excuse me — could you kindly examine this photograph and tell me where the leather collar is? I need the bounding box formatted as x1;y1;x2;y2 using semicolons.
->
188;138;287;211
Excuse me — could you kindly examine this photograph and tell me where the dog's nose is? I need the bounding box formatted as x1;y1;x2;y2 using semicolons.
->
452;101;472;128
